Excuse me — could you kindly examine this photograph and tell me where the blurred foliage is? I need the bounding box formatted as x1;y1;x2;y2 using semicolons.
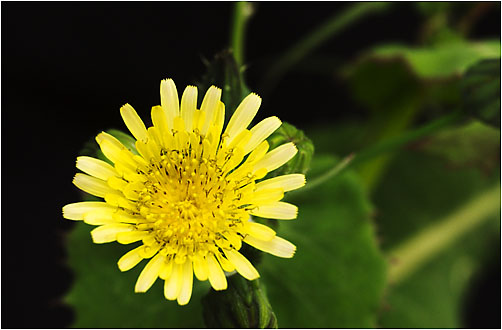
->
416;120;500;173
367;40;500;79
461;59;501;127
375;150;500;328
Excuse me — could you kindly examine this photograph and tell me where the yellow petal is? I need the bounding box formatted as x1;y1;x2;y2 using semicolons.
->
224;93;261;142
90;223;134;243
107;176;128;191
116;231;150;244
253;142;297;173
118;246;144;271
159;258;174;280
73;173;116;198
95;132;127;165
200;86;221;136
120;103;148;142
224;249;260;281
135;253;165;292
245;221;276;241
151;105;170;145
160;79;179;128
212;101;225;140
248;188;284;206
76;156;117;181
138;243;160;258
243;116;282;154
244;235;296;258
177;261;194;305
83;208;116;225
250;201;298;220
181;86;198;132
164;262;183;300
255;174;306;192
215;252;235;272
193;255;209;281
62;201;112;220
105;193;136;210
207;254;227;291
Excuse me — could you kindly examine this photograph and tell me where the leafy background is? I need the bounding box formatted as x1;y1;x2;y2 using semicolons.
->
3;2;500;328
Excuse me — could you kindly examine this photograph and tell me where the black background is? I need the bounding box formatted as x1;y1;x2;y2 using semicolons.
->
2;2;500;328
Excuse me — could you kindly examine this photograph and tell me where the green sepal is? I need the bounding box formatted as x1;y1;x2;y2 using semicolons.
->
267;122;315;176
197;49;251;121
202;275;278;328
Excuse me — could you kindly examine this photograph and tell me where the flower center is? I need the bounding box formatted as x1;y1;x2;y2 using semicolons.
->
133;133;253;261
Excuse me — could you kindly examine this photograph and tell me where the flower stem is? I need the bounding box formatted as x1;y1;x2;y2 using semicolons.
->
292;112;460;196
351;111;461;167
297;153;355;194
230;1;253;67
387;185;501;285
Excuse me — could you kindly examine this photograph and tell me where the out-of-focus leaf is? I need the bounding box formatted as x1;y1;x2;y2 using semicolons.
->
373;149;500;327
344;59;423;191
416;120;500;173
416;1;453;16
268;122;315;176
197;49;250;121
65;222;209;327
259;155;387;328
368;40;500;79
461;59;501;127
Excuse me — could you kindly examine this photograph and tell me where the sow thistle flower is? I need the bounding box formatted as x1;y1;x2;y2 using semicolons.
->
63;79;305;305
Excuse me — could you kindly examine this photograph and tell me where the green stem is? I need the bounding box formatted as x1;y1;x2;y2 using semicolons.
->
292;112;460;196
261;2;390;93
230;2;252;67
387;185;501;285
351;111;461;167
295;153;355;195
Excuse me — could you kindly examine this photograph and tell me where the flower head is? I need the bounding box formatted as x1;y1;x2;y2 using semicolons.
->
63;79;305;305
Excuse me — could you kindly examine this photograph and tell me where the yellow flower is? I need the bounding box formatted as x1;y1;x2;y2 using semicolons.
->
63;79;305;305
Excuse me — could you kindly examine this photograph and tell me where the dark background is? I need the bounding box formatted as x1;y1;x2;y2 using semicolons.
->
2;2;500;328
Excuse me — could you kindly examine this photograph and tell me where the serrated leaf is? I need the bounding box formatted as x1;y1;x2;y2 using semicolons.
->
416;120;500;173
258;155;387;328
65;222;208;327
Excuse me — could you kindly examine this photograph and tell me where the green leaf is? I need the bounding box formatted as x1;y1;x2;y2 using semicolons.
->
368;40;500;79
373;149;500;327
258;155;387;328
65;222;209;327
417;120;500;173
461;59;501;128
